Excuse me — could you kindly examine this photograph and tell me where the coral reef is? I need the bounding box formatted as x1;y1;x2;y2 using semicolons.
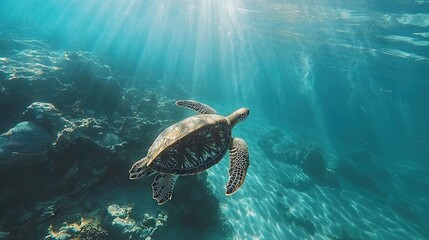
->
107;204;167;239
0;101;69;168
0;39;231;239
45;217;109;240
0;121;53;163
22;102;70;131
0;39;126;132
259;131;339;189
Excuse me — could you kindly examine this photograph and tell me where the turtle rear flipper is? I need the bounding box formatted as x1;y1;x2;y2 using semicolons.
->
176;100;217;114
226;138;249;195
152;174;178;205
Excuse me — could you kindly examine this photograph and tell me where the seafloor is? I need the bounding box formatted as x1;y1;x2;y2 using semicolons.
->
1;38;428;240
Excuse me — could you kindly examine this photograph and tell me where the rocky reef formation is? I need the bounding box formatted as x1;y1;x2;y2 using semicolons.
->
45;217;109;240
259;130;393;200
0;38;232;239
259;130;339;189
0;40;125;128
106;204;167;239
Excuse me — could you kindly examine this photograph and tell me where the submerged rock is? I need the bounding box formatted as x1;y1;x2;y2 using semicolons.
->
160;172;233;239
0;121;53;163
23;102;70;132
54;117;124;152
0;101;70;166
300;144;327;181
0;39;128;131
258;129;298;163
107;204;167;239
45;217;109;240
259;131;339;189
107;204;129;219
298;144;339;188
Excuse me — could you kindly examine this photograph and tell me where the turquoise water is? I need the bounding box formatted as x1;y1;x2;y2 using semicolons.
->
1;0;428;239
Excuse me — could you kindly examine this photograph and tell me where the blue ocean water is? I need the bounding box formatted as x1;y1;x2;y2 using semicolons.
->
1;0;428;239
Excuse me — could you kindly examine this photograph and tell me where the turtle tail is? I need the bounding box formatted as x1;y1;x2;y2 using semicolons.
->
129;157;155;179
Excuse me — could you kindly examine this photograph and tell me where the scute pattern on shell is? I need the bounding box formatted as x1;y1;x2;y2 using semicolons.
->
147;115;231;175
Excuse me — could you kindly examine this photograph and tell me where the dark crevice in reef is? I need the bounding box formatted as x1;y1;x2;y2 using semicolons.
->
0;39;232;240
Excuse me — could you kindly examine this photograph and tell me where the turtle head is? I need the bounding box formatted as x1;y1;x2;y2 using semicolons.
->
228;108;250;128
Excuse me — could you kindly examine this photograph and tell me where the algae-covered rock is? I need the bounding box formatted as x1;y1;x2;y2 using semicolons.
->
0;101;71;165
0;121;53;163
0;39;128;131
107;204;130;219
45;218;109;240
23;102;70;132
48;117;125;195
107;204;167;239
54;117;124;151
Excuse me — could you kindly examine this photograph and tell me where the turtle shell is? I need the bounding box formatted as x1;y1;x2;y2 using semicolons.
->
146;114;231;175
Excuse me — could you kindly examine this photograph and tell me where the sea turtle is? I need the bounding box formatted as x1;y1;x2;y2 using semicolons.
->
129;100;250;205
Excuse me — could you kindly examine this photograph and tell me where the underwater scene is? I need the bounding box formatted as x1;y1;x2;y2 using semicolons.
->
1;0;428;239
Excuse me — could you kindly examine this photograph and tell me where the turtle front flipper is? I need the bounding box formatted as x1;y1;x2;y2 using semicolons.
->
176;100;217;114
129;157;155;179
152;174;179;205
226;138;250;196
